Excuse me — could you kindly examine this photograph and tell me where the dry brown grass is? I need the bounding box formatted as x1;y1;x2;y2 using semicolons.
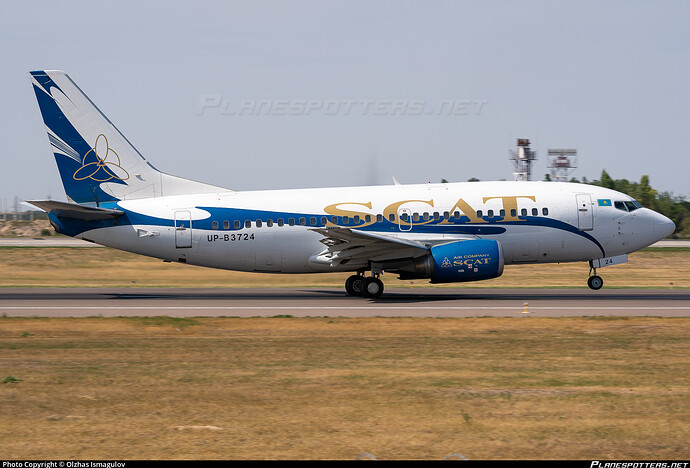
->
0;317;688;459
0;247;688;289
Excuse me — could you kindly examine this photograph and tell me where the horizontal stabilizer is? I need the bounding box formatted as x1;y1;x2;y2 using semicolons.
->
27;200;124;221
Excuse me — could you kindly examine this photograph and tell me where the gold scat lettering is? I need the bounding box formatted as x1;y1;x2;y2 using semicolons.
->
324;202;374;227
482;196;536;221
439;198;486;224
323;194;539;227
382;199;434;226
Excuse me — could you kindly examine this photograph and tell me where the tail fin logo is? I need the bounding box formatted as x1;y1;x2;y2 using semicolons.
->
73;134;130;182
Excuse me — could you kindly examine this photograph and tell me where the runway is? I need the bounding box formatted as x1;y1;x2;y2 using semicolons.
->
1;238;688;247
1;288;689;317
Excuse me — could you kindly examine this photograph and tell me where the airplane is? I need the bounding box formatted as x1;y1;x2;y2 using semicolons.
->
26;70;676;298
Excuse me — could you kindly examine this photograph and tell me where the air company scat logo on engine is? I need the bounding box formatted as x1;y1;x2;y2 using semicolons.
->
452;253;493;267
441;257;452;268
73;134;130;182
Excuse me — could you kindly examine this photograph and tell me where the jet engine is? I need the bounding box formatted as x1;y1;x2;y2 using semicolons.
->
398;239;504;283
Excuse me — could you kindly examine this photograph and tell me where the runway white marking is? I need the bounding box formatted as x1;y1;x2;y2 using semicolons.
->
2;306;689;310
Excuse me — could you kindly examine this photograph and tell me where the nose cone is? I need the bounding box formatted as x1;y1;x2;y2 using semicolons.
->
652;211;676;241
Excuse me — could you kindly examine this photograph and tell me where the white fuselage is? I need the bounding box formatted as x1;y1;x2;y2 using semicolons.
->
75;181;672;274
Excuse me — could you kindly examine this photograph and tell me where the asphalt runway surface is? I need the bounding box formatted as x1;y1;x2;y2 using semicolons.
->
1;288;689;317
1;238;689;247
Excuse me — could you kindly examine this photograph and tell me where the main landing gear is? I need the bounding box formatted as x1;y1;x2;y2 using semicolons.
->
345;272;384;298
587;263;604;290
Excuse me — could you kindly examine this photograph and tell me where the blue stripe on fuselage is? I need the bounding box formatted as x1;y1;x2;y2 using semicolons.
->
52;205;606;257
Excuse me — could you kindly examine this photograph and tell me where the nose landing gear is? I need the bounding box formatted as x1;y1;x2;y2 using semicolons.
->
587;263;604;290
345;272;384;298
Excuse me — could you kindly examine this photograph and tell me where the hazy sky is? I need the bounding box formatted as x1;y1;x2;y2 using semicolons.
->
1;0;688;206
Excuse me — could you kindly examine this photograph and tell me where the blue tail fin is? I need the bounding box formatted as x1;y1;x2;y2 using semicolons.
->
29;70;227;205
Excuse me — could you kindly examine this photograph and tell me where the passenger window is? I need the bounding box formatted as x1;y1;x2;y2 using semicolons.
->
310;217;317;226
256;219;262;228
321;216;327;225
365;215;372;223
542;208;549;216
433;212;440;221
266;219;273;227
299;217;306;226
354;215;360;223
343;216;350;224
377;214;383;223
331;216;338;224
212;221;219;230
511;209;517;217
234;220;241;229
412;213;420;222
521;208;527;216
423;212;430;221
443;211;450;220
499;209;505;217
401;213;409;222
477;210;483;218
532;208;538;216
487;210;494;218
222;220;229;229
277;219;284;227
454;211;460;219
389;214;395;222
245;220;251;228
288;218;295;226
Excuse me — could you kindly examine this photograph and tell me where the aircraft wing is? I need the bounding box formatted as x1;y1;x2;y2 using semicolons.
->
27;200;124;221
309;227;432;266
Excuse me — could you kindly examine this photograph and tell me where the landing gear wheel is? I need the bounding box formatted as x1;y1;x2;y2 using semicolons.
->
362;277;384;298
587;275;603;290
345;275;365;296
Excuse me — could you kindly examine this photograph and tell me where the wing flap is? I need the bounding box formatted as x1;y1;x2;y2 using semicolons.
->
309;227;430;267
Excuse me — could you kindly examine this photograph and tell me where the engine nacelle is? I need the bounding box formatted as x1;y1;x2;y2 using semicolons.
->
398;239;504;283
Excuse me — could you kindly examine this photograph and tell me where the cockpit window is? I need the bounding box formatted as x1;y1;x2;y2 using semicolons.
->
624;201;637;211
614;200;643;212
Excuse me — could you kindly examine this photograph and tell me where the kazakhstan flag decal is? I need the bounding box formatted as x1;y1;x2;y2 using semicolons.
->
598;199;612;206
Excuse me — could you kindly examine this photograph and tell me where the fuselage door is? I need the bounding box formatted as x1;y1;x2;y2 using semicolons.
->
398;208;412;231
576;194;593;231
175;210;193;248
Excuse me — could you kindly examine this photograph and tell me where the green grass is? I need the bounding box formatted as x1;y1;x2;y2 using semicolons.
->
0;316;687;459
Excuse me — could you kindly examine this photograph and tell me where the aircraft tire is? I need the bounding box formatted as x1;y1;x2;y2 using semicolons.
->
587;275;603;290
362;277;384;298
345;275;364;296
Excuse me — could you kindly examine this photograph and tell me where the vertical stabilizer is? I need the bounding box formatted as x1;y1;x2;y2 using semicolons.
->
29;70;228;205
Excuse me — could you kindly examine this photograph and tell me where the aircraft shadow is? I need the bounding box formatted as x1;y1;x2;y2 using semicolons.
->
2;288;688;304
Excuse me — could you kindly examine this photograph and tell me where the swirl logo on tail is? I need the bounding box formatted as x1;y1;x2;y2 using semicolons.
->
73;134;129;182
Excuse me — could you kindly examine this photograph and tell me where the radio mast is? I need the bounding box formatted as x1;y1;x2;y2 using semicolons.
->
510;138;537;181
547;149;577;182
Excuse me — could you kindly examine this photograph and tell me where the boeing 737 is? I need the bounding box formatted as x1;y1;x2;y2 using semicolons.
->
26;70;676;297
